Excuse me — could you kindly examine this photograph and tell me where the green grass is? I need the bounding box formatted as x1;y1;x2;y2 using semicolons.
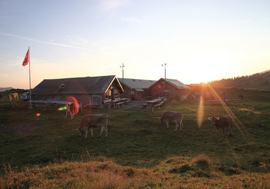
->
0;87;270;188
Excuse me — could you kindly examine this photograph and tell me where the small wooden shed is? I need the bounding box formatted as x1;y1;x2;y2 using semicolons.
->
149;78;190;98
119;78;156;100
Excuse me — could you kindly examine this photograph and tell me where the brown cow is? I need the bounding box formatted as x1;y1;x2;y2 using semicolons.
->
160;111;184;131
0;94;3;101
238;94;244;100
78;114;110;138
208;115;233;137
8;93;18;101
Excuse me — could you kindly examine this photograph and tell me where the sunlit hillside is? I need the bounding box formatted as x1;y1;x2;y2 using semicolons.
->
209;70;270;90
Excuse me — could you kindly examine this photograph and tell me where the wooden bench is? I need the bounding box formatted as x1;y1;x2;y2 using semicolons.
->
116;101;125;108
125;98;131;104
142;103;147;109
103;99;111;108
153;101;164;109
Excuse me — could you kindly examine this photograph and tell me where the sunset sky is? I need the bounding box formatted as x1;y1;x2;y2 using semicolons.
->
0;0;269;89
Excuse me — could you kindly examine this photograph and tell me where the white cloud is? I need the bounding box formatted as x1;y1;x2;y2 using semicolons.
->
65;35;89;47
237;56;263;60
127;40;152;47
101;0;129;10
240;19;251;24
0;32;99;53
120;16;142;23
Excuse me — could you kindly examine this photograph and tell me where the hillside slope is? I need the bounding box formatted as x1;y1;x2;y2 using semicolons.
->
0;87;13;92
209;70;270;90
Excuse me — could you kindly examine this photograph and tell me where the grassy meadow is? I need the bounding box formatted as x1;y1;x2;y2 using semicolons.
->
0;87;270;188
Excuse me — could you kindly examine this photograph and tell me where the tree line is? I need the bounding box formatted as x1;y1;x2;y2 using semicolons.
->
209;70;270;90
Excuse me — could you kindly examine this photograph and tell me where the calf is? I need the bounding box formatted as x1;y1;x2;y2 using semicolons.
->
65;103;76;120
78;114;110;138
208;115;233;137
160;111;184;131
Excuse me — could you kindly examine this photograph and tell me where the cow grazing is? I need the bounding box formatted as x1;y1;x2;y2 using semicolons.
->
160;111;184;131
8;93;18;101
208;115;233;137
247;104;254;115
238;94;244;100
65;103;76;120
0;94;3;101
78;114;110;138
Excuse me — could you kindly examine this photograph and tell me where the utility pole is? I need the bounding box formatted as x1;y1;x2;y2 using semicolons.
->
120;63;125;80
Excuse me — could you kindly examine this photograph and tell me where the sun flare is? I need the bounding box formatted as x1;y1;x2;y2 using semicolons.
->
185;51;229;83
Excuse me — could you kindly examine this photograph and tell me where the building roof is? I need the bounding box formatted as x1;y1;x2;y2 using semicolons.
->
151;78;190;89
166;79;190;89
118;78;157;91
32;75;123;95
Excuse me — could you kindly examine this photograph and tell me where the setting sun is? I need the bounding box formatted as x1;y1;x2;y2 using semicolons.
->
183;51;230;83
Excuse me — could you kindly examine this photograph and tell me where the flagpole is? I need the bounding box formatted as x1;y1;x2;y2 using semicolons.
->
28;47;32;109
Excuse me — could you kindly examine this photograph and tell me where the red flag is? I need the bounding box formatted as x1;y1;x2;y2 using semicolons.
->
22;49;29;66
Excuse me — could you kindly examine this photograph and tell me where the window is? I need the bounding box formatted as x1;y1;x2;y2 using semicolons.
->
60;84;66;89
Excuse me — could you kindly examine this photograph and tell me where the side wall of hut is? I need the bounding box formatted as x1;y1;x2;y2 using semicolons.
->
121;85;143;100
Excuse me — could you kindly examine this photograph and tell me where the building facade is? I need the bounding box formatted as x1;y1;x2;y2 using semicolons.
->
31;75;124;107
119;78;156;100
149;78;190;99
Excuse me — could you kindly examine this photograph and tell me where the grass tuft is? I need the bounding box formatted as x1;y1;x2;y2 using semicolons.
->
190;154;212;170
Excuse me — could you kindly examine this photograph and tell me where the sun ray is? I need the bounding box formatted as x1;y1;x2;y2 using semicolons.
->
206;84;252;139
197;96;204;128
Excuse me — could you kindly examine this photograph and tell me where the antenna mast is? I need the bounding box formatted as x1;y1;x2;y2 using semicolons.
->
161;63;167;97
161;63;167;80
120;63;125;80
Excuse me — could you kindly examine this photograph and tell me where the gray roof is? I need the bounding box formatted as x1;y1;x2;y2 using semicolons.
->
119;78;157;91
151;78;190;89
166;79;190;89
32;75;122;95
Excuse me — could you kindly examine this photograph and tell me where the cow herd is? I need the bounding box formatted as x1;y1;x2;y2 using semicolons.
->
0;93;19;102
1;92;234;139
72;109;233;139
1;93;234;138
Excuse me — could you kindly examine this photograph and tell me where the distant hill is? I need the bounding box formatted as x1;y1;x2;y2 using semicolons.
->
209;70;270;90
0;87;13;92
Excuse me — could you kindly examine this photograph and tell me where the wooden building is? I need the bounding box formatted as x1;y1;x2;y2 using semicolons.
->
149;78;190;99
31;75;124;107
118;78;156;100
